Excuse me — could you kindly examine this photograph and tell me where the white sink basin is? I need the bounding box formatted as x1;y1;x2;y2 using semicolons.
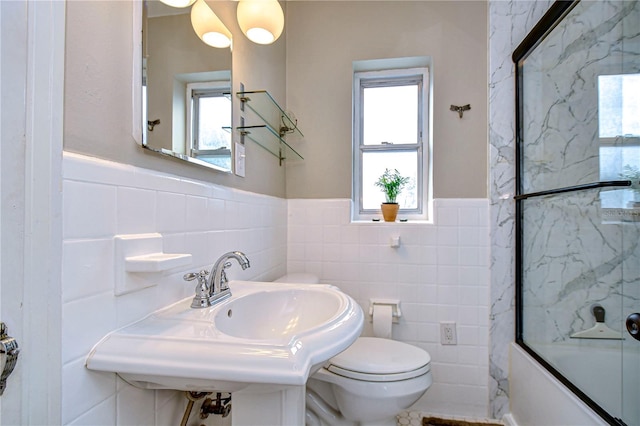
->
86;280;363;392
215;288;344;340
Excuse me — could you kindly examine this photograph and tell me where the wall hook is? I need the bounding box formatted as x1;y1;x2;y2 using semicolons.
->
147;119;161;131
450;104;471;118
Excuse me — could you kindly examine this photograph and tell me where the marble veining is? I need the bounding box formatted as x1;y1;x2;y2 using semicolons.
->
488;0;553;419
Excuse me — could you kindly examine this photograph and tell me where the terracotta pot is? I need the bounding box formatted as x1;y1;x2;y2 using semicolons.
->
381;203;399;222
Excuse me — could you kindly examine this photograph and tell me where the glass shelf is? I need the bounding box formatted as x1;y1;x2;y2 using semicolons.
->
236;90;304;164
236;124;303;162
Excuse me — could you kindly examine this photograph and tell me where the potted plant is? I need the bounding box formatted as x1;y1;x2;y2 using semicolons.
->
620;164;640;207
375;168;410;222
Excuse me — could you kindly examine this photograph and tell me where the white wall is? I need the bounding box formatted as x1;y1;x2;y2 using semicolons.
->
61;152;491;423
61;152;287;424
287;198;490;418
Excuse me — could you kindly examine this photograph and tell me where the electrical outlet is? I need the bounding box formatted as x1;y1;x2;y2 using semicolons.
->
440;322;457;345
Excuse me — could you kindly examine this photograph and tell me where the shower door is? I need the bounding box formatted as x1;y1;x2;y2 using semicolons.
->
514;1;640;425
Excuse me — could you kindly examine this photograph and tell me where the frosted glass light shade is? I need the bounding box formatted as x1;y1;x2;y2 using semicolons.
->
237;0;284;45
191;0;232;48
159;0;196;8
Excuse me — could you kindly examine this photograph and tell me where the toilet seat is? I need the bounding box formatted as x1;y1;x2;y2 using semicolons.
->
325;337;431;382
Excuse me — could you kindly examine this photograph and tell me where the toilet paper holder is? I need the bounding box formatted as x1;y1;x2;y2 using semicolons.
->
369;299;402;324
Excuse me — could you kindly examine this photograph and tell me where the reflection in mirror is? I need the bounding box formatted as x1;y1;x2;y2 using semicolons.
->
142;0;233;172
598;73;640;209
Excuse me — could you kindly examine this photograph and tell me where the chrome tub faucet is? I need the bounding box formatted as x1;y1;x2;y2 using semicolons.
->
184;251;251;308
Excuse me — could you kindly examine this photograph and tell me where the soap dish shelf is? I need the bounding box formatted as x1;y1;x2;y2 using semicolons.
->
125;253;192;272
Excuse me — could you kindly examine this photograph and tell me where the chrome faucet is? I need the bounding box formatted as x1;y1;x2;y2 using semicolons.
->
184;251;250;308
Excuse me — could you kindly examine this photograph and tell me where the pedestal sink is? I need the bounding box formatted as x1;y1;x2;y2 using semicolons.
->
86;280;364;425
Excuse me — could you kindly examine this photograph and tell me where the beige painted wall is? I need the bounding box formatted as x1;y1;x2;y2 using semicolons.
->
285;1;488;199
63;1;487;200
146;13;232;152
64;1;287;198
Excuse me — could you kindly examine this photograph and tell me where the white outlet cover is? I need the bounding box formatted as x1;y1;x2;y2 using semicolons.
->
440;322;457;345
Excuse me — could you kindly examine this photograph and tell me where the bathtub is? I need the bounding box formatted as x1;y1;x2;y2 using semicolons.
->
508;342;639;426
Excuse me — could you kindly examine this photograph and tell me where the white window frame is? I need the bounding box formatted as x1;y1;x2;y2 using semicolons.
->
352;67;430;221
186;80;232;163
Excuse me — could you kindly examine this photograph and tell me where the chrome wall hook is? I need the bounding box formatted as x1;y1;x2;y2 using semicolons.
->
450;104;471;118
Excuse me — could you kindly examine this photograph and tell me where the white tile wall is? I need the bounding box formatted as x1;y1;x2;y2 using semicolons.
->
287;198;491;418
61;152;287;425
61;152;490;423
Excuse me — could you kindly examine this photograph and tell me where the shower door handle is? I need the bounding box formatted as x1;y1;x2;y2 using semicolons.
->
627;313;640;341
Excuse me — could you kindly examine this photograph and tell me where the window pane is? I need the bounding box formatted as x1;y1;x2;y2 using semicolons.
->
362;150;418;210
197;96;231;150
598;73;640;138
363;85;418;145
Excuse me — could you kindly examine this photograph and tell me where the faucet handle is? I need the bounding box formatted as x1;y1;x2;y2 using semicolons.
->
183;270;209;282
184;270;210;296
185;270;214;309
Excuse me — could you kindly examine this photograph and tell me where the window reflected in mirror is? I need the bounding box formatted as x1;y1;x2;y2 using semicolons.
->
142;0;233;172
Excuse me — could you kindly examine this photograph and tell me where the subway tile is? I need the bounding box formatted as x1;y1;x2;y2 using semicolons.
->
67;395;116;426
437;246;459;265
322;225;342;244
458;305;479;326
205;198;225;231
437;207;458;226
396;264;421;284
62;291;117;364
458;207;480;227
437;266;458;284
185;195;208;232
116;382;155;426
62;358;116;424
459;246;480;266
156;192;186;233
419;265;438;285
116;187;157;234
458;325;480;346
63;181;117;239
436;227;458;246
62;239;114;303
436;283;460;305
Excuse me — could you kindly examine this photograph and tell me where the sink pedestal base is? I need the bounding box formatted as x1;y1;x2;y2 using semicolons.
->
232;384;305;426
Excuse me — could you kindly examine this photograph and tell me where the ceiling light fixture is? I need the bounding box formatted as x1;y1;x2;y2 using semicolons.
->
236;0;284;45
158;0;196;8
190;0;232;49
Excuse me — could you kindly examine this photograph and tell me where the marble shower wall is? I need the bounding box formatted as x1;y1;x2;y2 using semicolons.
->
521;189;639;344
520;1;640;194
488;0;553;419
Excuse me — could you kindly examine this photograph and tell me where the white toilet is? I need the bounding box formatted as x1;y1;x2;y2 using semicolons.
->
275;274;433;426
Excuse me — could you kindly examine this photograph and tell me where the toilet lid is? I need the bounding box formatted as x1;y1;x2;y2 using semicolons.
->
325;337;431;382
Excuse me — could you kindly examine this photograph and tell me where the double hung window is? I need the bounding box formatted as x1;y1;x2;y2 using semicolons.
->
353;67;429;220
187;82;232;170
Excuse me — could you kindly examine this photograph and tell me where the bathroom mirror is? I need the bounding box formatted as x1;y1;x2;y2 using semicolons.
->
142;1;233;172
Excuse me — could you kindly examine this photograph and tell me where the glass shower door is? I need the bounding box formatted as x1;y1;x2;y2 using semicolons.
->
514;1;640;424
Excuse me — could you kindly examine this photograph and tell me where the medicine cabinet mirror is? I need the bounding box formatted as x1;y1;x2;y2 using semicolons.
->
142;1;233;172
